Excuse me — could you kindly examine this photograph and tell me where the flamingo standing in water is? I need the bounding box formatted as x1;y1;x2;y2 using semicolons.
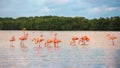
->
19;33;28;47
44;31;54;47
53;33;62;48
70;36;79;46
9;35;15;47
19;28;28;47
32;33;44;47
45;33;62;48
107;34;116;45
78;35;90;45
44;38;53;47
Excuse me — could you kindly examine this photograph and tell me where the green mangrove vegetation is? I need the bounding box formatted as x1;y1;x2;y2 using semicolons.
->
0;16;120;31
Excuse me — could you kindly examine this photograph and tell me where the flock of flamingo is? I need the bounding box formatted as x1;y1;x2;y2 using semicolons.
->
9;28;117;49
9;28;63;48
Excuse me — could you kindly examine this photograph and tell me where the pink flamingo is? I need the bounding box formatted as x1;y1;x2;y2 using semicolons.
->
45;33;62;48
107;34;116;45
53;33;62;48
44;31;54;47
70;36;79;46
20;43;28;52
32;33;44;47
54;39;62;48
19;33;28;47
19;28;28;47
33;37;44;47
9;35;15;47
78;35;90;45
44;38;53;47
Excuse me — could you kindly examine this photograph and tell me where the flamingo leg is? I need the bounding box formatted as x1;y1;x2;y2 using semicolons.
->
44;43;47;47
54;43;57;48
20;41;25;48
82;41;85;45
20;41;22;46
10;42;14;48
112;40;114;45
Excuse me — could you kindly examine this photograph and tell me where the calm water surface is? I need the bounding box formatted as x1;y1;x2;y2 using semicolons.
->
0;31;120;68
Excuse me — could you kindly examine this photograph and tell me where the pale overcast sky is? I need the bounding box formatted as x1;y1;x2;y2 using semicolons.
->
0;0;120;19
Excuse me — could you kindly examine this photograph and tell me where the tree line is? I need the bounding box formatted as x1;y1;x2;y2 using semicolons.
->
0;16;120;31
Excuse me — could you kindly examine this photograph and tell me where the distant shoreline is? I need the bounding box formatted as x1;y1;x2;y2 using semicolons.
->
0;16;120;31
0;30;120;32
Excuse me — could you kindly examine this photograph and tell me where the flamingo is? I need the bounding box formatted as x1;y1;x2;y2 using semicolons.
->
9;35;15;47
45;33;62;48
19;33;28;47
32;33;44;47
107;34;116;45
70;36;79;46
33;37;44;47
44;31;55;47
44;38;53;47
19;28;28;47
78;35;90;45
53;33;62;48
54;39;62;47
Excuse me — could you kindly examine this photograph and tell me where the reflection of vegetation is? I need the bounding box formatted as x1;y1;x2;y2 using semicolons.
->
0;16;120;30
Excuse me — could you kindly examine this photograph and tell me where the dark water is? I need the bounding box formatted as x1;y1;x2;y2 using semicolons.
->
0;31;120;68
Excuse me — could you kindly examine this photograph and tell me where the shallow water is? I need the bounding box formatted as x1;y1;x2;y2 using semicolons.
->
0;31;120;68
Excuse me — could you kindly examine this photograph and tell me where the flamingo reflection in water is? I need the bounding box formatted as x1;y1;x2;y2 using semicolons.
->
34;46;42;57
107;34;117;45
